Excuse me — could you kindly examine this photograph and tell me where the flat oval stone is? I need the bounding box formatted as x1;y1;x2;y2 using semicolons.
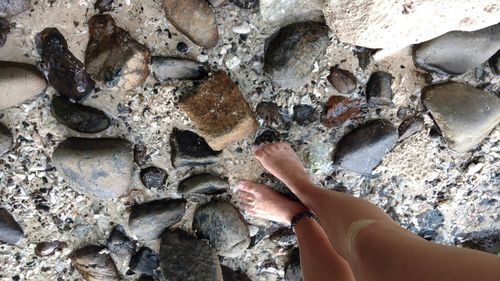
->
327;67;357;95
52;138;133;200
178;173;228;195
160;230;223;281
333;119;397;175
151;56;208;82
0;122;13;156
0;208;24;245
51;96;111;133
192;201;250;257
0;0;30;18
71;245;120;281
140;166;168;189
35;241;65;257
422;82;500;152
163;0;219;49
0;61;47;110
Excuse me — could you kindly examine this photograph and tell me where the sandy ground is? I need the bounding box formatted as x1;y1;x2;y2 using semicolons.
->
0;0;499;280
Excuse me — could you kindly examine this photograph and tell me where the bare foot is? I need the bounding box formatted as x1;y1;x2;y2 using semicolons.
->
237;181;307;225
252;142;313;192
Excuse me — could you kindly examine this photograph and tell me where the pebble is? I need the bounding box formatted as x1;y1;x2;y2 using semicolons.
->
366;71;394;106
327;67;357;95
192;201;250;257
50;96;111;134
0;61;47;110
179;71;258;150
489;50;500;75
292;104;317;126
221;265;252;281
231;0;258;9
170;128;220;167
264;21;329;89
0;208;24;245
416;209;444;240
256;101;288;129
284;248;302;281
160;230;223;281
421;82;500;152
86;14;150;91
107;225;135;274
320;96;362;128
176;42;188;53
35;241;65;257
208;0;226;7
52;138;133;200
398;116;424;142
94;0;114;12
0;0;30;17
413;23;500;75
457;229;499;255
163;0;219;48
254;129;279;145
333;119;398;175
128;199;186;241
138;276;155;281
128;247;160;278
232;22;251;34
0;122;13;156
134;142;150;167
140;166;168;189
36;28;95;101
71;245;120;281
0;18;9;47
151;56;208;82
178;173;228;195
260;0;323;27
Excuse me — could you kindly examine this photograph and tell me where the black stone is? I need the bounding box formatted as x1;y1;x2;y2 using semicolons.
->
221;265;252;281
151;57;208;82
178;173;228;195
170;128;220;168
107;225;135;273
0;208;23;245
0;18;10;48
36;28;95;101
176;42;188;53
398;115;424;142
231;0;258;9
366;71;394;106
284;248;302;281
489;50;500;75
138;275;155;281
129;246;160;278
94;0;114;12
51;96;111;133
0;122;13;156
292;104;317;126
256;101;288;129
254;129;279;145
140;166;168;189
353;47;375;70
457;229;500;255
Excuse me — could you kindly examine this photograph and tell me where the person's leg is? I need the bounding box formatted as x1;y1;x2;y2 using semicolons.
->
237;182;355;281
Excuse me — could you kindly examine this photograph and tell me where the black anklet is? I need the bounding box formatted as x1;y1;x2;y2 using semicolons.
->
291;210;319;232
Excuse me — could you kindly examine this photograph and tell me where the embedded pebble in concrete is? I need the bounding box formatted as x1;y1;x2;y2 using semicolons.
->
413;23;500;75
51;96;111;134
107;225;135;274
489;50;500;75
134;142;150;167
36;28;95;101
254;129;279;145
52;138;133;200
284;248;302;281
208;0;227;8
0;208;24;245
0;122;13;156
0;61;47;110
128;199;186;241
334;119;398;175
327;67;357;95
159;230;223;281
170;128;220;168
231;0;258;9
398;116;424;142
178;173;228;195
416;209;444;240
292;104;317;126
366;71;394;106
0;0;30;18
35;241;65;257
256;101;288;129
85;14;150;91
457;229;500;255
94;0;114;12
140;166;168;189
128;246;160;278
264;21;329;90
221;265;252;281
0;18;9;47
260;0;323;27
150;56;208;82
192;201;250;257
320;96;362;127
421;82;500;152
71;245;120;281
163;0;219;48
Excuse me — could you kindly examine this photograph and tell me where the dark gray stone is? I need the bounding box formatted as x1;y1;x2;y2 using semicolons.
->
333;119;397;175
128;199;186;241
284;248;302;281
366;71;394;106
256;101;288;129
398;116;424;142
417;209;444;241
52;138;133;200
0;18;9;48
254;129;279;145
327;67;357;95
170;128;220;168
107;225;135;273
231;0;257;9
94;0;114;12
134;142;150;167
207;0;226;7
178;173;228;195
151;57;208;82
71;245;120;281
129;246;160;278
0;0;30;18
264;21;329;89
35;241;65;257
159;230;223;281
51;96;111;133
0;208;23;245
457;229;500;255
221;265;251;281
0;122;13;156
413;23;500;75
422;82;500;152
489;50;500;75
192;201;250;257
140;166;168;189
292;104;317;126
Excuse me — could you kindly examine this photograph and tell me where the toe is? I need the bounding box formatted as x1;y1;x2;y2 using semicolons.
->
237;190;255;202
238;202;255;214
252;145;268;159
238;181;255;192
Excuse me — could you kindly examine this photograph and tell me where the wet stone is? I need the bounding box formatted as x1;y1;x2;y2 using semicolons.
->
366;71;394;106
35;241;65;257
489;50;500;75
179;71;258;150
264;21;329;90
128;247;160;278
163;0;219;49
71;245;120;281
170;128;220;168
327;67;357;95
457;229;500;255
0;18;9;47
256;101;288;129
292;104;317;126
151;56;208;82
36;28;95;101
52;138;133;200
0;122;13;156
140;166;168;189
334;119;397;175
51;96;111;134
178;173;228;195
192;201;250;257
107;225;135;274
221;265;252;281
94;0;114;12
128;199;186;241
231;0;258;9
254;129;279;145
0;61;47;110
0;0;30;18
421;82;500;152
86;14;150;91
398;115;424;142
320;96;362;128
413;23;500;75
176;42;188;53
159;230;223;281
0;208;24;245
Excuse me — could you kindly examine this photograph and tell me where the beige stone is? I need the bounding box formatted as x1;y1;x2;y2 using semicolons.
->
0;62;47;110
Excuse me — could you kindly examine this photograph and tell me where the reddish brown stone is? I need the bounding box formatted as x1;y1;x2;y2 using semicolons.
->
321;96;362;127
179;71;258;150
